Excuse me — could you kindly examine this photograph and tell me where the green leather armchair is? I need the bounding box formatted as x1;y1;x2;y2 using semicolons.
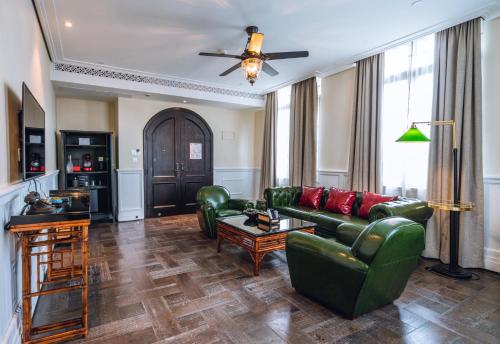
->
286;217;425;318
196;185;254;239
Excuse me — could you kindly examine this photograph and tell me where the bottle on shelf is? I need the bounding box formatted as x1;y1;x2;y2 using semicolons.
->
66;155;74;173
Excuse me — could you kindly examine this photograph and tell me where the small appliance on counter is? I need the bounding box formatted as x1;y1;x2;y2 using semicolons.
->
29;153;41;172
82;154;93;171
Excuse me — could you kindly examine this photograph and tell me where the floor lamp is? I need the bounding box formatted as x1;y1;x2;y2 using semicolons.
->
396;121;474;279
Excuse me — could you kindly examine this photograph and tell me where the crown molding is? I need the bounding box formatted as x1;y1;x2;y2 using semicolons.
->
53;62;264;100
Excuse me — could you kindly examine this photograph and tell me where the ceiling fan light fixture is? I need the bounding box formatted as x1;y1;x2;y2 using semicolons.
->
247;33;264;55
241;58;263;86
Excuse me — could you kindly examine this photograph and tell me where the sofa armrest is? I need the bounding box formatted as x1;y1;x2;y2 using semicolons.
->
264;186;302;209
336;223;365;247
227;199;254;211
286;231;369;274
369;198;434;227
197;203;217;239
286;231;368;316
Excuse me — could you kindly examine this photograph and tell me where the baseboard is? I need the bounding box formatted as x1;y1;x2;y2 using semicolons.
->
117;208;144;222
484;247;500;273
1;308;21;344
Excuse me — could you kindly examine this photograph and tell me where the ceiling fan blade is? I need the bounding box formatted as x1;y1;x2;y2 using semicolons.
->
219;62;242;76
199;52;242;59
265;51;309;60
262;62;279;77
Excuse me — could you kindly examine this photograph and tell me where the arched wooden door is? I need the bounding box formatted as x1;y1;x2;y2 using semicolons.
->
144;108;213;217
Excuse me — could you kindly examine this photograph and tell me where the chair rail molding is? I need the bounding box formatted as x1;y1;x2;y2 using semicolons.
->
0;170;59;344
484;175;500;272
316;169;348;189
116;169;144;222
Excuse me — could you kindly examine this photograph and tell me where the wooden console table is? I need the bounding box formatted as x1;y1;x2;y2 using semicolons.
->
8;192;90;344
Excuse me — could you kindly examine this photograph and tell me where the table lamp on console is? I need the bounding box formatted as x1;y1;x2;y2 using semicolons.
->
396;120;474;279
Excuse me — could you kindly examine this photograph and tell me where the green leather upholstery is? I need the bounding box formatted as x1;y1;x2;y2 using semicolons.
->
196;185;254;239
369;198;434;227
286;217;425;318
264;186;433;242
336;222;365;246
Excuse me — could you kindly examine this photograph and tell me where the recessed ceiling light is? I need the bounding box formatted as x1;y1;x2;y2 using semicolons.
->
411;0;424;6
64;21;73;28
182;100;188;103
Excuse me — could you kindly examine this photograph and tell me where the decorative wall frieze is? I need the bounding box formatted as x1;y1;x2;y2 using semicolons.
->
53;63;264;100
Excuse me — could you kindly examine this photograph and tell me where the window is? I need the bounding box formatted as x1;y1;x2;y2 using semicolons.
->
381;34;435;199
276;86;291;186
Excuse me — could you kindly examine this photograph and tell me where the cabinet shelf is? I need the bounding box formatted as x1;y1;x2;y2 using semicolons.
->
67;171;108;174
65;144;107;148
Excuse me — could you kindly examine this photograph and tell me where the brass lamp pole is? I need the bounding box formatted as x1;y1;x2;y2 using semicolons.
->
397;120;474;279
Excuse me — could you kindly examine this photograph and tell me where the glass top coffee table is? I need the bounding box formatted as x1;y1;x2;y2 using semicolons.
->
216;215;316;275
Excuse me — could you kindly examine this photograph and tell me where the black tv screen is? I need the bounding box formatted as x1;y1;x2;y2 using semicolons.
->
21;83;45;180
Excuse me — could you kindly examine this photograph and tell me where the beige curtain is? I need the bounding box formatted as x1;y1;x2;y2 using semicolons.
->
289;77;318;186
424;18;484;268
259;92;278;196
347;53;384;193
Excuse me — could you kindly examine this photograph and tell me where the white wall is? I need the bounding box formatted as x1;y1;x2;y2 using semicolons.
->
0;0;56;342
317;68;356;188
56;97;116;132
482;16;500;272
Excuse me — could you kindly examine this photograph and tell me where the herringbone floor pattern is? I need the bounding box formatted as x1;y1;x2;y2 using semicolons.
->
33;214;500;343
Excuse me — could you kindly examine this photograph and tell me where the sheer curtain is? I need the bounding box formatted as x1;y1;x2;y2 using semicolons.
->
381;34;434;199
276;86;291;186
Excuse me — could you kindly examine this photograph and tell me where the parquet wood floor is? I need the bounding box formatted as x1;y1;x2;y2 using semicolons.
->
33;214;500;343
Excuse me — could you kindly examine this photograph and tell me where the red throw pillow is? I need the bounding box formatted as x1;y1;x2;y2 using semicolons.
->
324;188;357;215
298;186;324;209
358;191;398;219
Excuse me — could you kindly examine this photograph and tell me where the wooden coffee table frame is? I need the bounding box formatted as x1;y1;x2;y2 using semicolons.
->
216;221;315;276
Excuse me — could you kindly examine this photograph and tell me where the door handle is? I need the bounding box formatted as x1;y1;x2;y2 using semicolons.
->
180;162;184;171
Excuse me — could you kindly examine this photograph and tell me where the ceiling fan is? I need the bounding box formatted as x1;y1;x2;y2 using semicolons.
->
199;26;309;86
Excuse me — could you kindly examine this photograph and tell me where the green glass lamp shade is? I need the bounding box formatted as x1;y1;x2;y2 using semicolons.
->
396;124;431;142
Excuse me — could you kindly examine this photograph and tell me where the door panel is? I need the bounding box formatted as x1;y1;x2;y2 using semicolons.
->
144;108;213;217
152;119;176;177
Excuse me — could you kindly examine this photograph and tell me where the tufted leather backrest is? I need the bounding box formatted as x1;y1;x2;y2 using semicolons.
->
351;217;425;266
264;187;302;208
196;185;230;211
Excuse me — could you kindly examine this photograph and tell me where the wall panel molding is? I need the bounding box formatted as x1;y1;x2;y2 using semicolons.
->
484;175;500;272
0;171;59;344
316;169;348;189
116;169;144;222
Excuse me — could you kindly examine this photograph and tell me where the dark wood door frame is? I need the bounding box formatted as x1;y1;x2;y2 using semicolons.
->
143;107;213;218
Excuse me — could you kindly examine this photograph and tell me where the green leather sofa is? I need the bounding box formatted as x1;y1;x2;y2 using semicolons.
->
196;185;254;239
286;217;425;318
264;186;433;241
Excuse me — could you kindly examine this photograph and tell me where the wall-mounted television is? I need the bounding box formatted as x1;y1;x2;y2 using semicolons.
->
20;83;45;180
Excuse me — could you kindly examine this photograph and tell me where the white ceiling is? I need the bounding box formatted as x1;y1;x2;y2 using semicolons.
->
38;0;500;94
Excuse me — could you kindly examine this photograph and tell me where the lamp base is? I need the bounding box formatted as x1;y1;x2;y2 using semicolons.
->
428;263;472;280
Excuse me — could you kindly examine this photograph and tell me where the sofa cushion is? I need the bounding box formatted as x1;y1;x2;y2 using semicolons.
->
324;188;357;215
216;209;243;218
310;210;369;231
298;186;324;209
357;192;397;219
278;205;315;221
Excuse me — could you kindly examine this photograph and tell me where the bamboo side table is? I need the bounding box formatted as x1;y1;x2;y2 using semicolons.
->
9;219;90;344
